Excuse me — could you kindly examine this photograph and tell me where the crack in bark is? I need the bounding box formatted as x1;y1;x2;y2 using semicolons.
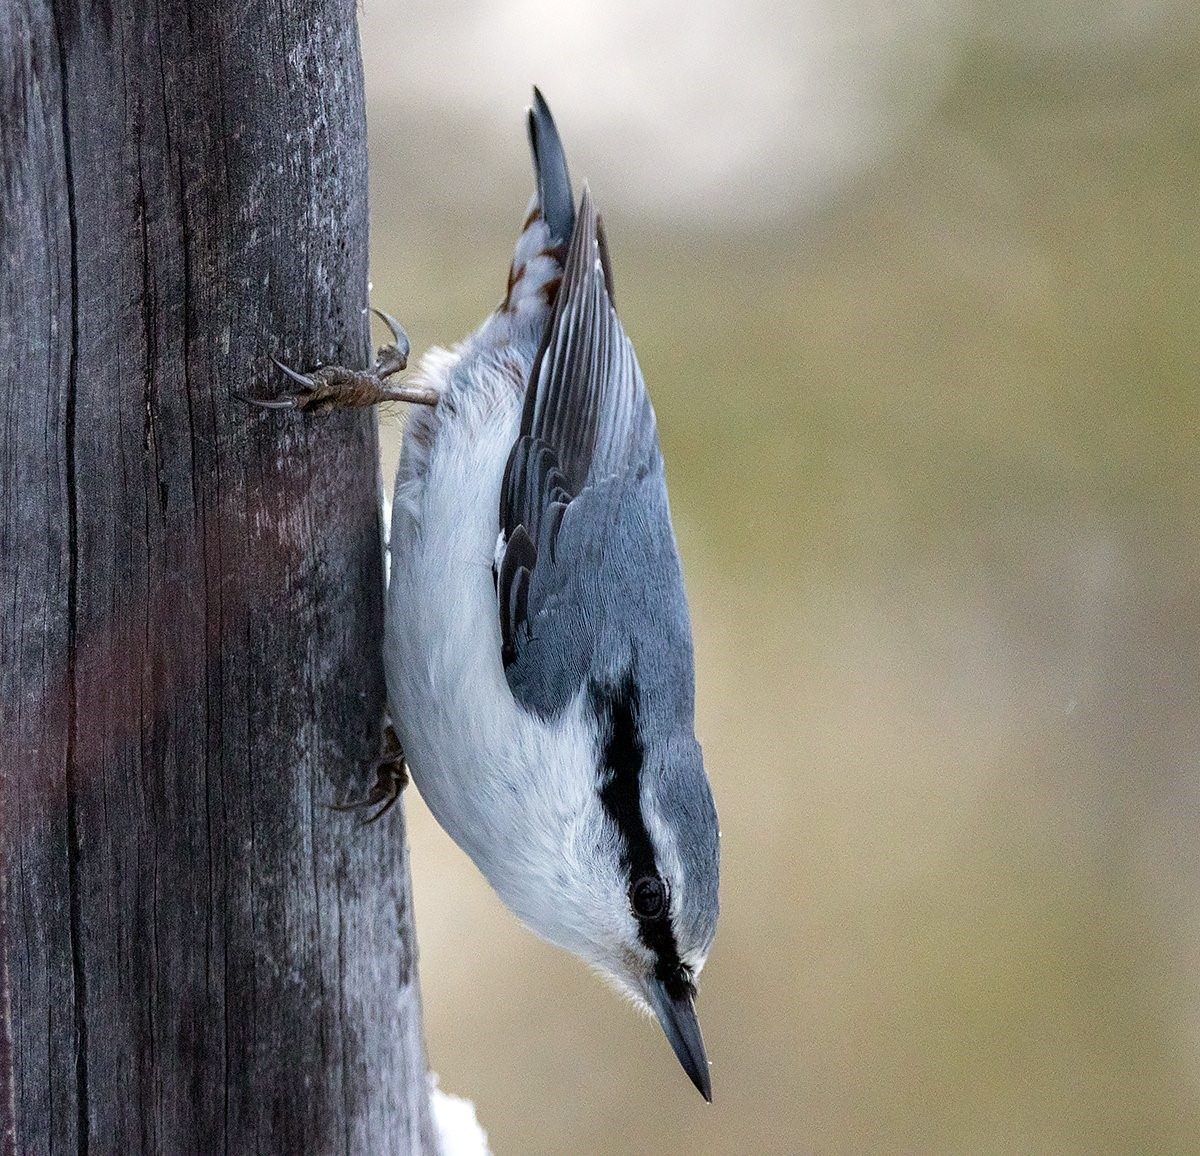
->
51;7;89;1152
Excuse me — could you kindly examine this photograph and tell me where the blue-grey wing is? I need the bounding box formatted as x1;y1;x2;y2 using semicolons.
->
497;187;692;718
504;467;696;719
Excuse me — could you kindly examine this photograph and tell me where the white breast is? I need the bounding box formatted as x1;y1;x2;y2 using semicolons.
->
384;349;606;943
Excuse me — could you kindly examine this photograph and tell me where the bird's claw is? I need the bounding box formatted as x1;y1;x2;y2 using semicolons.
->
329;726;408;824
238;358;323;411
272;358;318;390
370;307;410;378
242;307;425;413
329;761;408;824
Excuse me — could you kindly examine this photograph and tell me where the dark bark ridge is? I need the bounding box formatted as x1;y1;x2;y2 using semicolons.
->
0;2;434;1151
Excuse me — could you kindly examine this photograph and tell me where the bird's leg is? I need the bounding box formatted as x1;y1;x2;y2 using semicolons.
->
246;309;439;413
330;722;409;824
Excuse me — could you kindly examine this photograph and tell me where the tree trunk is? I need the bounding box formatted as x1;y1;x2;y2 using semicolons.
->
0;2;435;1151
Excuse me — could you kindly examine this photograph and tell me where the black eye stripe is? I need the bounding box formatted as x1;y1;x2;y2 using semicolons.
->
592;675;653;880
591;673;687;981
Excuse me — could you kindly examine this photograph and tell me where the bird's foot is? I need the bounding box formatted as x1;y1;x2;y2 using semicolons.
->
246;309;438;413
330;724;409;824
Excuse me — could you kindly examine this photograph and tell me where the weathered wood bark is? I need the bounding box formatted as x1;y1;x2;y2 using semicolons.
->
0;2;435;1151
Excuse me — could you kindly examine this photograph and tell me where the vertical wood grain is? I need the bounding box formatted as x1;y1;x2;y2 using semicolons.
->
0;2;434;1150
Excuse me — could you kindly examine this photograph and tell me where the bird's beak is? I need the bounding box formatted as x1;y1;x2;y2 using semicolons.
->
647;977;712;1102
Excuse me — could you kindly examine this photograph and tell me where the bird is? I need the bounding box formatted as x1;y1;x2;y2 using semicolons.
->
256;89;720;1101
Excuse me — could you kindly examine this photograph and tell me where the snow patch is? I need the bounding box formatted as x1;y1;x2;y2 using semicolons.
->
429;1073;490;1156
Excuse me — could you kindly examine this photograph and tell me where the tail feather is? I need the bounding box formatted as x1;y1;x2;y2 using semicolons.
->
526;87;575;248
500;89;577;318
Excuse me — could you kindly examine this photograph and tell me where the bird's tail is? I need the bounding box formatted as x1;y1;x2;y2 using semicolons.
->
500;88;576;316
526;86;575;248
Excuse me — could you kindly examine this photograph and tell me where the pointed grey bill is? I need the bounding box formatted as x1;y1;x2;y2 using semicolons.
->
647;977;712;1102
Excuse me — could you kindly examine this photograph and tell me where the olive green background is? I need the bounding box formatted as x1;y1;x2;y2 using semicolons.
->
360;3;1200;1151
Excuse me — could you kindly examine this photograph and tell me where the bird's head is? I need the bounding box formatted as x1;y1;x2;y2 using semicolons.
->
496;683;720;1099
599;734;720;1103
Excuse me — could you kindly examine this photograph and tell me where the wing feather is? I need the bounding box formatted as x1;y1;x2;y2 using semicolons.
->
497;188;673;716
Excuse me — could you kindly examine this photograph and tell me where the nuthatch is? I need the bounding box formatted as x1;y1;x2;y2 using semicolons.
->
259;90;720;1100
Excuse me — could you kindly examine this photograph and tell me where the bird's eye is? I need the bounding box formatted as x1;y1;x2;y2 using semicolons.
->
631;875;668;921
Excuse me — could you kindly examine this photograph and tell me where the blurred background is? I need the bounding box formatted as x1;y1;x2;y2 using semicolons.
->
359;1;1200;1151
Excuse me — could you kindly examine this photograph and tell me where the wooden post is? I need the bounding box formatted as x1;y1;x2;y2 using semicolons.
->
0;2;435;1150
